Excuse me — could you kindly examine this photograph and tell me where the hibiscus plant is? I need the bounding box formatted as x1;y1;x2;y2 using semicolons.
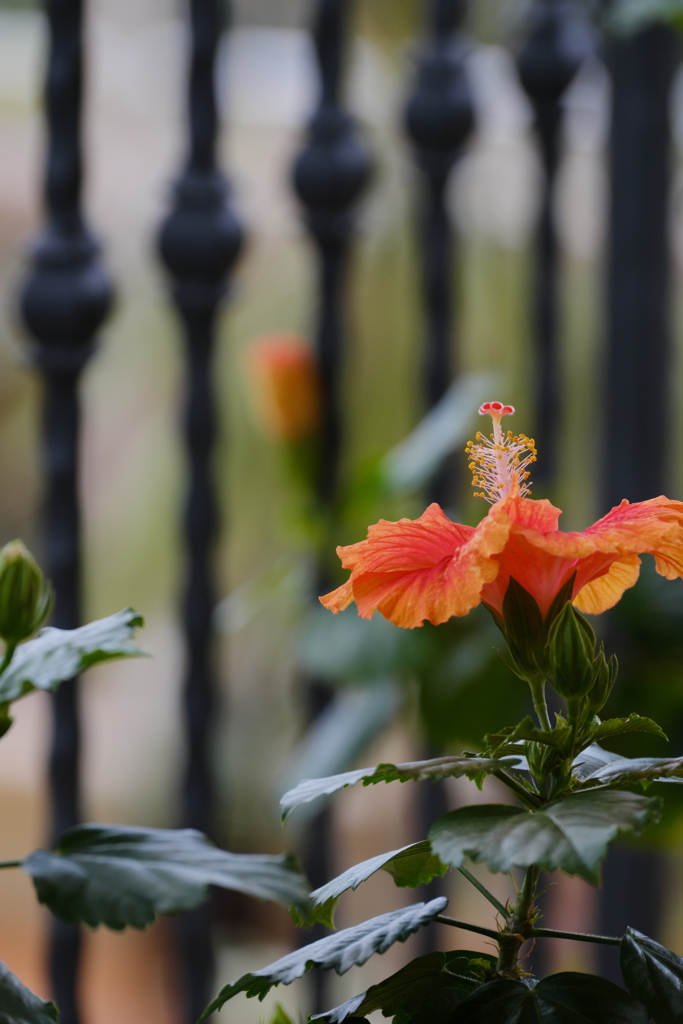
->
0;540;309;1024
205;402;683;1024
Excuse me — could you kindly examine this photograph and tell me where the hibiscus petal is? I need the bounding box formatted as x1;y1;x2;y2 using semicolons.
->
573;554;642;615
320;502;510;629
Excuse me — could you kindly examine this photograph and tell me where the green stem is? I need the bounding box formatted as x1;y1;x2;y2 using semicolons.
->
0;644;16;676
496;866;539;973
0;860;21;870
529;926;621;947
493;771;542;810
435;915;502;942
528;677;552;732
458;866;508;917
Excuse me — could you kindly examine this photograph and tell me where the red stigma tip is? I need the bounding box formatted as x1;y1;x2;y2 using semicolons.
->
478;401;515;418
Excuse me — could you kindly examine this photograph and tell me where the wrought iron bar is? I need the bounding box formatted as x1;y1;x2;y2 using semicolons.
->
402;0;475;954
515;0;592;487
157;1;244;1020
404;0;474;509
597;21;679;983
18;1;114;1022
291;0;371;1011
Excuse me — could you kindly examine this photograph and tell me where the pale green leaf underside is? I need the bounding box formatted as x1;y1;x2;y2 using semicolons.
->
0;960;58;1024
23;824;309;929
280;755;522;820
429;790;659;884
573;745;683;788
0;609;144;704
200;898;448;1020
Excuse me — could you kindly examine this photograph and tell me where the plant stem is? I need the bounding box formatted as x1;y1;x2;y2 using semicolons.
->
493;770;542;810
0;644;16;676
0;860;21;870
458;865;508;917
496;865;539;973
529;926;621;947
528;677;551;732
435;914;502;942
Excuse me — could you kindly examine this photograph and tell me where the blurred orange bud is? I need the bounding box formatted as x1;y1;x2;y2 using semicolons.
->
247;334;321;441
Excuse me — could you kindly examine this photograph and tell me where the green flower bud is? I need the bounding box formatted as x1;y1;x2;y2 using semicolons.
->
587;645;617;714
500;577;547;680
0;541;52;647
547;603;596;699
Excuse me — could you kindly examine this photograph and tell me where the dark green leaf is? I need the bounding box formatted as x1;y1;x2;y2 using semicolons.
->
0;610;144;704
300;842;446;928
199;898;448;1019
592;715;668;744
310;950;494;1023
456;972;647;1023
0;961;58;1024
486;715;569;754
429;790;659;884
620;927;683;1024
501;578;545;674
280;755;523;820
22;825;309;929
581;753;683;790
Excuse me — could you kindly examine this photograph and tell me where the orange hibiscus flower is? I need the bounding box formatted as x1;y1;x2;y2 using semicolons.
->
321;402;683;629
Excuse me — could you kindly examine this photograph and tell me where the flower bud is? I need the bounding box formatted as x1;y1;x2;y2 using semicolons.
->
547;603;595;699
246;334;321;441
0;541;52;647
587;645;617;714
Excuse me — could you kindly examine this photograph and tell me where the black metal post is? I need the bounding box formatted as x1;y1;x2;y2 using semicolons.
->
597;21;679;981
157;1;244;1020
403;0;475;509
18;1;114;1021
402;0;475;952
291;0;371;1011
515;0;593;487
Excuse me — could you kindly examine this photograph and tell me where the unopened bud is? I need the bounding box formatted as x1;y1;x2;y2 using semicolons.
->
587;646;617;714
548;603;595;699
0;541;52;647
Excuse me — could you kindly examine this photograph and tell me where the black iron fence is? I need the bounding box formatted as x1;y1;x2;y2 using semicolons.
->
2;0;682;1019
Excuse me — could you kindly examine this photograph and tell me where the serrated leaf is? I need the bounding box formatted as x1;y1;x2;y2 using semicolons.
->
621;928;683;1024
0;609;144;704
310;949;495;1023
429;790;659;884
456;972;647;1023
577;753;683;790
592;715;668;743
280;755;523;820
299;842;446;928
0;961;58;1024
22;825;309;929
200;898;448;1019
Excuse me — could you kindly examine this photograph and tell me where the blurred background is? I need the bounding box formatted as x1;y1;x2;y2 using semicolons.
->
2;0;683;1021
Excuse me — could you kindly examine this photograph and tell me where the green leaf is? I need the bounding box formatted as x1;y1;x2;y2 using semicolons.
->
429;790;659;884
0;609;144;704
501;578;546;675
0;961;58;1024
592;715;668;744
280;755;523;821
262;1005;299;1024
456;972;647;1023
199;898;448;1019
486;715;570;754
573;745;683;789
621;928;683;1024
310;949;495;1023
22;825;309;929
299;842;446;928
